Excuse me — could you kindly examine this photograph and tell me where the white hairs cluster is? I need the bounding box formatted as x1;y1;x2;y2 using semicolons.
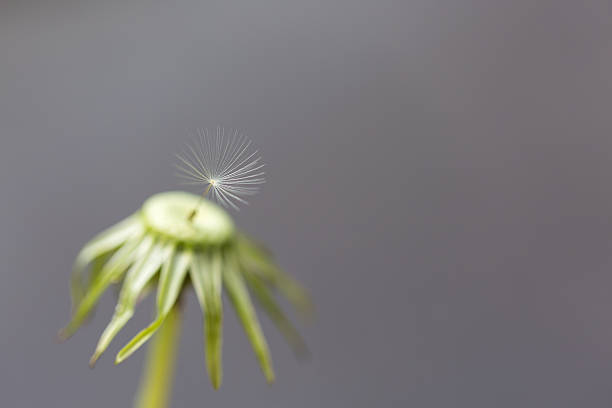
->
176;127;266;210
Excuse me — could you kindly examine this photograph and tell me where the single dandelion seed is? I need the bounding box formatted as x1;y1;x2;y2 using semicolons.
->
176;127;266;220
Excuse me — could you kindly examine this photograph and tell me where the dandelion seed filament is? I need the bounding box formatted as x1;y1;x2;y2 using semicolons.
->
176;127;265;216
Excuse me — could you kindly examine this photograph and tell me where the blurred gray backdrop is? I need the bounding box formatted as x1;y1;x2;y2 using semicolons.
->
1;1;612;407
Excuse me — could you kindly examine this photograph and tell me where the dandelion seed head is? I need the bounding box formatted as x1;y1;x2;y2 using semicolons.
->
175;127;266;211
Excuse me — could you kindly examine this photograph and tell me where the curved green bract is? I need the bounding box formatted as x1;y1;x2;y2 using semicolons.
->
116;248;191;364
236;234;313;315
141;191;234;245
223;254;275;383
190;252;224;388
242;270;309;358
70;215;142;315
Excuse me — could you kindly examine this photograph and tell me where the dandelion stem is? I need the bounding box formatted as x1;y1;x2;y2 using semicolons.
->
134;304;181;408
187;183;213;221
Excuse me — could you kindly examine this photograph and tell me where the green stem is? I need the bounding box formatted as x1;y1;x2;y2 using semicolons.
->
134;305;181;408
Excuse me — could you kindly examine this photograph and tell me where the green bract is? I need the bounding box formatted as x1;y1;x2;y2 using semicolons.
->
61;191;309;391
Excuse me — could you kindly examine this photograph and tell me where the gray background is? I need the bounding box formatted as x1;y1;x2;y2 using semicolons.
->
1;1;612;407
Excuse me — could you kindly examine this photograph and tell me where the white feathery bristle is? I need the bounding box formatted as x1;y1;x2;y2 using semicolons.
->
175;127;266;210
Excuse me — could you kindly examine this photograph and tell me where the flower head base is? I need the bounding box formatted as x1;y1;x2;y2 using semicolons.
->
61;191;310;389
